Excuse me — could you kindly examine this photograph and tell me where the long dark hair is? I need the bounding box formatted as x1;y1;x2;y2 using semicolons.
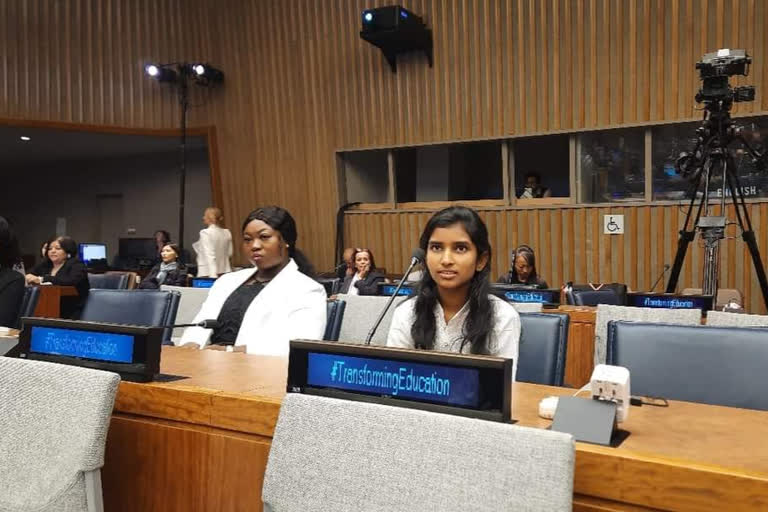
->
411;206;494;355
0;217;21;268
242;206;315;277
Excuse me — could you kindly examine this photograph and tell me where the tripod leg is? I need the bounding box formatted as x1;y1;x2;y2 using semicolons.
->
666;172;706;293
726;166;768;310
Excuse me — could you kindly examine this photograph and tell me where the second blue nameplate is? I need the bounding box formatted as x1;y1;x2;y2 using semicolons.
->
287;340;513;422
489;284;561;307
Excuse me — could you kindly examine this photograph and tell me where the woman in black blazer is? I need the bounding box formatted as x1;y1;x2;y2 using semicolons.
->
25;236;89;319
340;248;385;296
0;217;24;327
139;243;188;289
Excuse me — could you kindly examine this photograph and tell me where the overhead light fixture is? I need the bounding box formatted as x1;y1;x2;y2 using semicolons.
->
144;63;178;83
19;136;30;141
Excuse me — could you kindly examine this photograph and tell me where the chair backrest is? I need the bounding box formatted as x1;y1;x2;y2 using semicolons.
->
16;286;41;328
263;393;574;511
316;277;341;296
705;310;768;328
594;304;701;365
509;302;543;313
108;270;139;290
567;288;622;306
88;272;130;290
0;357;120;510
607;321;768;410
336;294;409;345
80;290;180;340
323;299;346;341
517;313;569;386
161;285;210;341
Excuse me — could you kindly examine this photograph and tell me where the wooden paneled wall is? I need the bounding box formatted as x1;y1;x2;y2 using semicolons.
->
346;203;768;314
3;1;768;301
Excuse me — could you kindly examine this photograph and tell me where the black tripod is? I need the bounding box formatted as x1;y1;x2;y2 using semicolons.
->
665;103;768;309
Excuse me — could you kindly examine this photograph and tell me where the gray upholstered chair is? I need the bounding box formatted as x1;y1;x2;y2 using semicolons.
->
0;357;120;512
517;312;569;386
161;285;210;342
87;272;130;290
336;294;409;345
509;302;543;313
607;320;768;410
263;393;575;511
706;310;768;328
594;304;701;365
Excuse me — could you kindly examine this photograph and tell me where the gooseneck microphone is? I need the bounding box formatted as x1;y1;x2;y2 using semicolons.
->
168;319;221;329
650;264;671;292
365;248;425;346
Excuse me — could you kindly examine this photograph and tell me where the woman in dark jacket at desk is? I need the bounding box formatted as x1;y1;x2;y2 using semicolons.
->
497;244;549;289
25;236;89;319
139;243;188;289
0;217;25;327
340;248;385;295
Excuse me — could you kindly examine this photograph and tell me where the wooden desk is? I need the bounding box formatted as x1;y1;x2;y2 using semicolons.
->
545;305;597;387
32;285;78;318
103;347;768;511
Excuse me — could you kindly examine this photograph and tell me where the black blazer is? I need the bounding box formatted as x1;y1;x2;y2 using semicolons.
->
33;258;90;319
340;271;386;296
0;267;25;328
138;263;188;289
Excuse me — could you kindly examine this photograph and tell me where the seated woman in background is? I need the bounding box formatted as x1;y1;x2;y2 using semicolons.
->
339;248;385;295
387;206;521;378
0;217;25;327
497;244;549;289
25;236;90;319
139;243;188;289
180;206;326;355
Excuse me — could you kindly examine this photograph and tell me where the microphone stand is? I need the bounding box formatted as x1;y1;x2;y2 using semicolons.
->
365;258;420;345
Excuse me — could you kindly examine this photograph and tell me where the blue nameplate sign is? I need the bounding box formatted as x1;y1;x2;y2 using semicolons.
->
191;278;216;288
377;283;415;296
627;293;713;311
16;318;164;382
30;326;134;363
288;340;513;422
489;284;560;305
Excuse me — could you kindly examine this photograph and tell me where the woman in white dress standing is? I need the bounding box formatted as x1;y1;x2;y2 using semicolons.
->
194;206;233;278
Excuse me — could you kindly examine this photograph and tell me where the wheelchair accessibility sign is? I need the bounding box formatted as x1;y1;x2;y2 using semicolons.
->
603;215;625;235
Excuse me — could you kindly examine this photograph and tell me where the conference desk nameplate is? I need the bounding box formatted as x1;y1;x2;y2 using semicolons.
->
16;317;164;382
288;340;512;422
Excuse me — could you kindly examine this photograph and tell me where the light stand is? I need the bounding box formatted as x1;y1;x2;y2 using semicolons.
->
144;62;223;251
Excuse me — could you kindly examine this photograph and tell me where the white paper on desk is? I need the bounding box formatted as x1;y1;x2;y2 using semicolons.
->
0;327;11;335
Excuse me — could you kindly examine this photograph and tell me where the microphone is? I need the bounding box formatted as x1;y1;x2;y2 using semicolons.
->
168;319;221;329
365;248;425;345
650;264;671;292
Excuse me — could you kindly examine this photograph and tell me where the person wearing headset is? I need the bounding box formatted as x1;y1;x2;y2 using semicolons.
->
497;244;549;288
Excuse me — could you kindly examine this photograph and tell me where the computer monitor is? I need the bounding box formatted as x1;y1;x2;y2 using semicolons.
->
118;238;157;268
78;243;108;266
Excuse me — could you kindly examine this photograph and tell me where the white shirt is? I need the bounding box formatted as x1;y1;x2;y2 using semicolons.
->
347;273;361;296
193;225;233;278
386;294;521;380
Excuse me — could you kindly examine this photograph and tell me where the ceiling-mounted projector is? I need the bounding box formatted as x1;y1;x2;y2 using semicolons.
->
360;5;433;73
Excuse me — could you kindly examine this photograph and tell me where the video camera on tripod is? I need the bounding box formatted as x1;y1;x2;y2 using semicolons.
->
666;49;768;310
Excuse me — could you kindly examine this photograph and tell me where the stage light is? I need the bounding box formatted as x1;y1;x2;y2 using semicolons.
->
364;11;373;22
189;63;224;86
19;136;30;141
145;63;178;83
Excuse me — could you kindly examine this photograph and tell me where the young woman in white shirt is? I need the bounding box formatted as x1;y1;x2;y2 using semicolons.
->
386;206;521;378
181;206;327;355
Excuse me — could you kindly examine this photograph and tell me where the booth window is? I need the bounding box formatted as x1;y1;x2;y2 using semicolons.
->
395;141;502;203
579;128;645;203
342;149;390;204
513;135;570;198
651;122;699;201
